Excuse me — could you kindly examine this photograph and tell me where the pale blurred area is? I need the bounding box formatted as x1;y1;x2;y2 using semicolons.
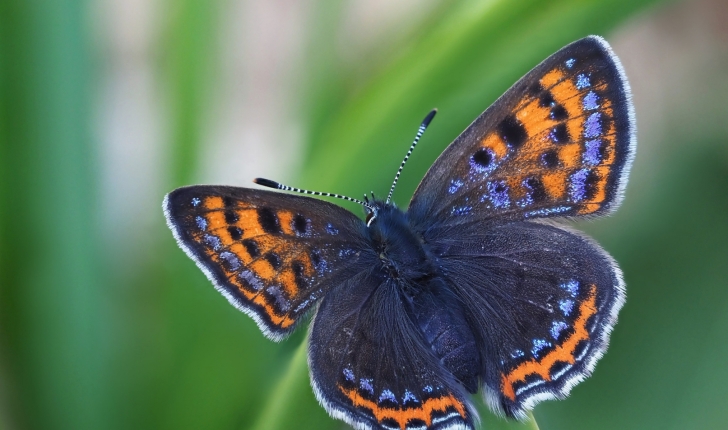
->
95;0;728;265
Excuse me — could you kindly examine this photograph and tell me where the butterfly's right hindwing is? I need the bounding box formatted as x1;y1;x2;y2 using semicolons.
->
164;185;373;341
309;270;475;430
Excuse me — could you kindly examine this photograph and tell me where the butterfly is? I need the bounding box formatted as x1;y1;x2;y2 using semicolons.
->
164;35;634;430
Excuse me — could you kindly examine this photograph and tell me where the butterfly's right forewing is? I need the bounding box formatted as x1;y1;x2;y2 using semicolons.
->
164;186;374;340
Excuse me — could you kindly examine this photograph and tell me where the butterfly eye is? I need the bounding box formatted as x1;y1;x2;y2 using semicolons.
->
365;212;376;226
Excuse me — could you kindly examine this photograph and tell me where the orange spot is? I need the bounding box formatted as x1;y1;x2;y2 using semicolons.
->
551;80;582;120
277;269;298;297
228;243;253;264
540;69;564;88
501;285;597;401
205;211;232;241
541;172;567;200
250;259;276;281
558;143;582;169
238;209;264;238
516;99;556;138
204;196;224;210
338;387;466;429
481;133;508;159
277;211;294;235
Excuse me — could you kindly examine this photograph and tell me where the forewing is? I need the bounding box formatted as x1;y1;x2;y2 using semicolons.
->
164;185;373;341
309;270;475;430
431;221;624;419
409;36;635;227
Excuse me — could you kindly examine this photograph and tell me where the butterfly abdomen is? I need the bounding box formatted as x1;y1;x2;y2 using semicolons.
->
406;277;481;394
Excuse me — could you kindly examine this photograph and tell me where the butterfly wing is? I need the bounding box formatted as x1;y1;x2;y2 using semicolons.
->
164;185;373;341
309;269;475;430
408;36;635;227
428;220;624;419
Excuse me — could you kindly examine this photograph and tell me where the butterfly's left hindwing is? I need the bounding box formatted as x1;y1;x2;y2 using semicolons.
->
164;186;372;340
429;221;624;419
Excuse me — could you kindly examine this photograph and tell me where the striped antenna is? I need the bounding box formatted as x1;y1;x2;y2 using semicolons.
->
386;109;437;204
254;178;373;210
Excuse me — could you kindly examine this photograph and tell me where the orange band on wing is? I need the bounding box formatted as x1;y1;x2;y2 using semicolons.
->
501;285;597;401
339;386;466;430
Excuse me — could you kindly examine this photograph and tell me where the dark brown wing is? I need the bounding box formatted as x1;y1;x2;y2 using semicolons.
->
408;36;635;228
164;185;375;340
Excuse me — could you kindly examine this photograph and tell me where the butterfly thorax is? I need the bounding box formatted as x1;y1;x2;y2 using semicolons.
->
366;201;435;283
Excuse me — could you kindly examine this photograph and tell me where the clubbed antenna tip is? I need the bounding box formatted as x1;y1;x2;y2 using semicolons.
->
253;178;281;189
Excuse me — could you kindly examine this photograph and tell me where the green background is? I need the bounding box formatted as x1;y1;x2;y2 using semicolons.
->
2;0;728;429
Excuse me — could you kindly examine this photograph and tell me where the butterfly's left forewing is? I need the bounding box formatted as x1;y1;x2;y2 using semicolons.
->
164;186;373;340
409;36;635;228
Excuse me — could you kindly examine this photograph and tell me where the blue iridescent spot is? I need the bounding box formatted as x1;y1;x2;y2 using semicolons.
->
448;178;464;194
403;390;418;404
423;385;433;393
559;299;575;316
511;349;525;359
378;389;397;404
266;285;291;312
524;206;571;218
240;270;263;291
583;91;599;110
203;234;222;250
583;139;602;166
326;223;339;235
565;58;576;69
343;368;355;382
532;339;552;358
551;321;569;339
451;206;472;216
569;169;590;202
561;279;579;296
576;73;591;89
485;181;510;209
191;197;201;207
195;215;207;230
360;378;374;395
219;251;241;271
584;112;602;138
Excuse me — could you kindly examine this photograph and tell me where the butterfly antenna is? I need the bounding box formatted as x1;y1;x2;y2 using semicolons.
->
254;178;373;210
386;109;437;204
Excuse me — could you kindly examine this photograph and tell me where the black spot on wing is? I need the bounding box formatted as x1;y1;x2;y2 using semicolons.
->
472;148;493;167
264;252;281;270
539;92;556;107
228;226;243;240
292;261;307;290
257;207;281;234
224;210;239;224
541;150;560;168
498;115;528;148
550;123;570;144
524;177;548;202
550;104;568;121
293;214;308;234
242;239;260;258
